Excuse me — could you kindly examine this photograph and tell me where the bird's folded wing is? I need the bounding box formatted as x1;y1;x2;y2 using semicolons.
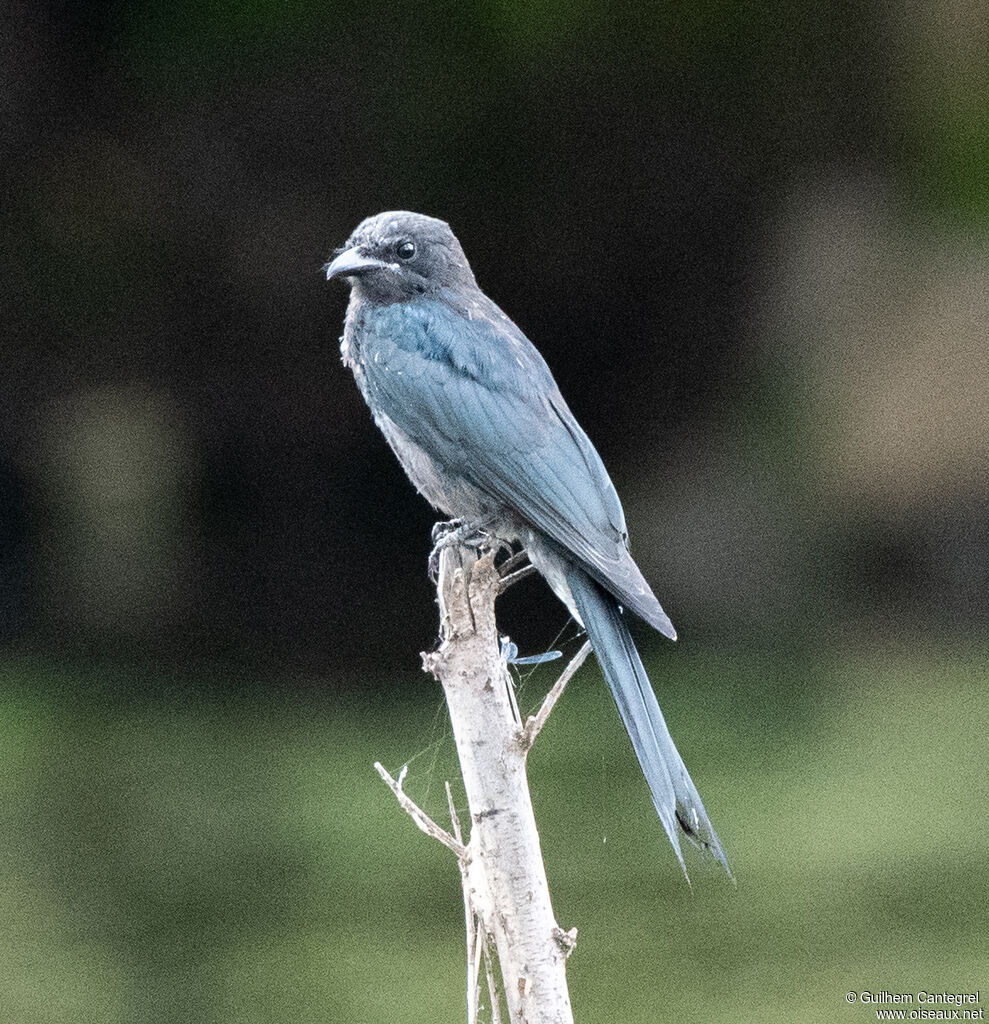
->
360;299;675;636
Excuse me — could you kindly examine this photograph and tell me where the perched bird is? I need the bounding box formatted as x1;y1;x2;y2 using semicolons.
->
325;211;728;875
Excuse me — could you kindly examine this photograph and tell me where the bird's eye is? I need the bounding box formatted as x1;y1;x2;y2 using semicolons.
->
396;240;416;260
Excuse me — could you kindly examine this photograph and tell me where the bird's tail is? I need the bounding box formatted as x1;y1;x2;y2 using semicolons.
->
566;567;730;879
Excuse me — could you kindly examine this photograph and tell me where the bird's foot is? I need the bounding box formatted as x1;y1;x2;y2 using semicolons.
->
428;518;502;580
496;549;538;592
430;518;464;547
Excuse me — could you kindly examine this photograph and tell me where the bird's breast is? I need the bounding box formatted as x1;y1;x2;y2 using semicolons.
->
373;410;491;522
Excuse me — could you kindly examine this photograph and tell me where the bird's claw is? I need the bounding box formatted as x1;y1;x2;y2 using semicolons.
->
428;519;500;580
430;518;464;546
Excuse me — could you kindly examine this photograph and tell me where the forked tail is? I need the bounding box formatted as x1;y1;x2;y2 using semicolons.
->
566;567;730;879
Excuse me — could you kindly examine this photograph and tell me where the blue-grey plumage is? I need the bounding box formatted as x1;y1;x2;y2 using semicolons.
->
326;210;728;876
565;569;730;874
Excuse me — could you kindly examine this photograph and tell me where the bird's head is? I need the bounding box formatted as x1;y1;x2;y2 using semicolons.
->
324;211;477;303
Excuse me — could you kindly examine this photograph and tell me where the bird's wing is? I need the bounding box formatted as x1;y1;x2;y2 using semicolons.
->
358;296;675;636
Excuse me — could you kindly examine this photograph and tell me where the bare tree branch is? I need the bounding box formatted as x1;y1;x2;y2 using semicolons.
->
425;543;576;1023
521;640;592;750
373;762;466;858
375;540;578;1023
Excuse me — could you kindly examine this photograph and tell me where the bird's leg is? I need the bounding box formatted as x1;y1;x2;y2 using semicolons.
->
497;550;529;577
496;550;538;593
429;519;465;581
428;516;508;581
431;518;464;547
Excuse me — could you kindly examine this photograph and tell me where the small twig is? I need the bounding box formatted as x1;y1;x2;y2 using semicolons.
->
446;780;464;845
496;563;538;594
484;934;504;1024
374;763;467;858
469;915;484;1024
446;781;480;1024
496;550;530;578
521;640;592;750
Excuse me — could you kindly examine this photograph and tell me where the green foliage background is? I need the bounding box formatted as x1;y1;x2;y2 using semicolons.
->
2;647;984;1022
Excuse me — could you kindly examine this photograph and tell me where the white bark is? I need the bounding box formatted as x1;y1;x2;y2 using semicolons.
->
417;543;578;1023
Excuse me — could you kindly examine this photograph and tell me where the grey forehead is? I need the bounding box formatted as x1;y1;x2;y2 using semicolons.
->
353;210;452;244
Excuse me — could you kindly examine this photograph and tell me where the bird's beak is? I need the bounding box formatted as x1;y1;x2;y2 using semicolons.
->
324;246;388;281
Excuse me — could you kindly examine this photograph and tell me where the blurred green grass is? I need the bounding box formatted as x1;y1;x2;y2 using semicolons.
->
0;647;985;1023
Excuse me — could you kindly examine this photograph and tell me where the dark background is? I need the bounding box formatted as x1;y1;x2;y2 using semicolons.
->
6;0;984;673
1;2;987;1022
